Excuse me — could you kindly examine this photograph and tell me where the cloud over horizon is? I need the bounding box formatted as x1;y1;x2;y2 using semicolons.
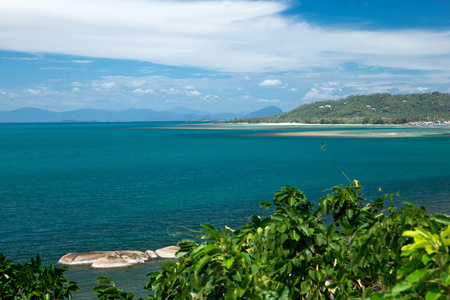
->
1;0;450;113
1;0;450;73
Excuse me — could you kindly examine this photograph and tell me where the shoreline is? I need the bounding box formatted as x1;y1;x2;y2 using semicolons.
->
135;122;450;137
265;131;416;138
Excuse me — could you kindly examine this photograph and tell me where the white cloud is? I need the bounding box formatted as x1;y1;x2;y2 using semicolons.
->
259;79;283;87
161;88;180;95
22;85;52;96
101;82;116;88
416;87;428;92
201;95;219;101
1;0;449;73
302;87;341;101
1;56;40;60
289;88;299;92
185;90;201;96
133;88;156;95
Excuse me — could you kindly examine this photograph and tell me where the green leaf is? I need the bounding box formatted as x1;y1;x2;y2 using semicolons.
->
200;223;220;239
431;214;450;226
391;282;412;294
239;252;251;264
232;271;242;282
441;224;450;238
340;218;353;236
96;277;115;285
299;224;310;237
191;244;217;260
278;223;287;233
441;272;450;287
407;268;428;284
194;255;211;275
260;201;272;208
305;250;312;262
279;286;289;300
425;289;441;300
422;253;432;265
290;230;300;241
223;257;235;270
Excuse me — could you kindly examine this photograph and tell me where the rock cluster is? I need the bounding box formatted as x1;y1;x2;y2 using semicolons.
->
58;246;179;269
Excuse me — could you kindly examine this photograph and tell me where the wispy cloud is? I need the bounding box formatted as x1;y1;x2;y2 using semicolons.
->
1;0;449;73
1;56;40;60
70;60;93;64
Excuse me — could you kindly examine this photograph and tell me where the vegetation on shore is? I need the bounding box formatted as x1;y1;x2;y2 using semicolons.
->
227;92;450;124
2;146;450;299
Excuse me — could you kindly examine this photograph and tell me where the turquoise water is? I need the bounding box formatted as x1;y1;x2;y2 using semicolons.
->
1;122;449;298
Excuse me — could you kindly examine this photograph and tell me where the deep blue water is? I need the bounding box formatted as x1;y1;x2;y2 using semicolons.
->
1;122;449;299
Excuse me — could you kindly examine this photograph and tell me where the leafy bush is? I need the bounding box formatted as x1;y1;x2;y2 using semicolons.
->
142;179;450;299
0;253;79;299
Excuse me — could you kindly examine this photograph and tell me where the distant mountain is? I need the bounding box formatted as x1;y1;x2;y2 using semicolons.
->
0;106;282;123
228;92;450;124
0;107;58;122
245;105;283;118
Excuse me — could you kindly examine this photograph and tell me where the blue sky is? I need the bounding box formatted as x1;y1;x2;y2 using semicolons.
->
1;0;450;113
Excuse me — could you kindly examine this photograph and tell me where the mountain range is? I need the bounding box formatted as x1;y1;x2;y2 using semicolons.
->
0;105;283;123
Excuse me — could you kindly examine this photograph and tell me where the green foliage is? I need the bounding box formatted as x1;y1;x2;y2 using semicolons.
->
227;92;450;124
93;277;143;300
142;180;450;299
0;253;79;300
368;225;450;300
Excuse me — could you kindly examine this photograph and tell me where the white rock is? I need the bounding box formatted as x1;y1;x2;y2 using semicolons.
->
145;250;158;259
91;255;133;269
58;251;115;266
155;246;180;259
114;250;149;264
58;247;178;268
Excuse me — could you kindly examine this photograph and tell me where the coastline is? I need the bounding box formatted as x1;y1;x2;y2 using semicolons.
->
266;131;415;138
134;122;450;137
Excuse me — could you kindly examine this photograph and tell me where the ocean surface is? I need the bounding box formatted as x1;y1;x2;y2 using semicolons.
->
1;122;449;299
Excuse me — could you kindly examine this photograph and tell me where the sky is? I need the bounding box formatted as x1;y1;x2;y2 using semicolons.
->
1;0;450;113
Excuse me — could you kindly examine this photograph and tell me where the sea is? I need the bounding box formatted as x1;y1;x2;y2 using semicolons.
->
1;122;449;299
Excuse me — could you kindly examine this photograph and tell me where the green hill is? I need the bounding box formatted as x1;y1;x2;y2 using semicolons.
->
230;92;450;124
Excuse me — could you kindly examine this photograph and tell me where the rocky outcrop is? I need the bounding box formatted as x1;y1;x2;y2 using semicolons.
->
91;255;133;269
58;247;180;269
145;250;158;259
58;251;116;266
155;246;180;259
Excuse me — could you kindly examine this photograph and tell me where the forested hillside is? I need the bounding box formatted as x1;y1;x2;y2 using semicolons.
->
230;92;450;124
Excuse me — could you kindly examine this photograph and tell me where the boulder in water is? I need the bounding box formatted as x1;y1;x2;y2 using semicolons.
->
155;246;180;259
91;255;133;269
58;247;178;268
59;251;115;266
